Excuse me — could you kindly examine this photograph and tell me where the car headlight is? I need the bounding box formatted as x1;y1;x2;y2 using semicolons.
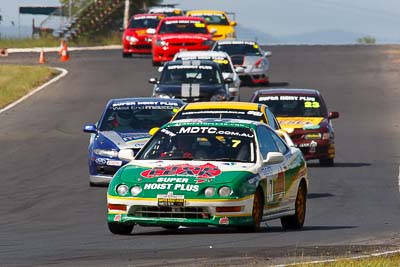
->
226;32;236;38
210;91;227;101
93;149;119;158
125;35;138;42
204;187;215;197
254;58;265;69
116;184;129;196
218;186;232;197
202;39;214;46
322;132;331;140
155;39;168;46
130;186;142;196
154;93;172;98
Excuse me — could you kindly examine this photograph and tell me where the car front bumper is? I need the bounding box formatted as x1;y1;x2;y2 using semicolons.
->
107;194;255;227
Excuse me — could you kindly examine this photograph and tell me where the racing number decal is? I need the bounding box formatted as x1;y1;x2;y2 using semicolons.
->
231;140;241;148
304;101;320;108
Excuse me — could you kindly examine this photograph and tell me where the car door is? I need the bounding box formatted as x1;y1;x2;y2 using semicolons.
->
256;125;287;215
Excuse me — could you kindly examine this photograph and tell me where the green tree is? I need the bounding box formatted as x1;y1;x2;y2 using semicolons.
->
357;36;376;44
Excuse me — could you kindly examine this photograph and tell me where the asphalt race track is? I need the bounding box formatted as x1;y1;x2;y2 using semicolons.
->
1;46;400;266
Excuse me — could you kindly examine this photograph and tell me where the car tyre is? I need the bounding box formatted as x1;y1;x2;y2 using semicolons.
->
108;222;134;235
237;188;263;232
281;182;306;230
319;158;334;167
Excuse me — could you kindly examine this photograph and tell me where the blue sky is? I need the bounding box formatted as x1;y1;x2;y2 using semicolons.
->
1;0;400;42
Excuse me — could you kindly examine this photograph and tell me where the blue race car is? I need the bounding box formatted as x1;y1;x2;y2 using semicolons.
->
83;98;185;186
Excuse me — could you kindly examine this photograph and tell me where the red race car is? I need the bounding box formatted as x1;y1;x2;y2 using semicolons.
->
149;16;214;66
122;13;165;57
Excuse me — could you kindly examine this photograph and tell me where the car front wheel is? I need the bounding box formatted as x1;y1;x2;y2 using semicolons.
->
281;182;306;229
237;188;263;232
108;222;134;235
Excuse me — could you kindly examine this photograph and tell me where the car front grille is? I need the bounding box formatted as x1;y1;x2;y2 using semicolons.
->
170;42;197;46
130;206;210;219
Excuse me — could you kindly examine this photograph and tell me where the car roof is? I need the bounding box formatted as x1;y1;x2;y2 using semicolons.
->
165;60;220;67
164;118;263;129
175;50;230;58
133;13;164;18
253;88;321;96
107;97;185;106
186;10;227;15
161;16;205;22
215;39;258;45
183;101;262;111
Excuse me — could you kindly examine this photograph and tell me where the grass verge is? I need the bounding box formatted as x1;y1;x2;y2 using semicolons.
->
0;65;59;109
0;33;122;49
293;252;400;266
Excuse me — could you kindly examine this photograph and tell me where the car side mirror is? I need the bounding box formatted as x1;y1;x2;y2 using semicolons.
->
209;28;217;35
146;28;156;35
158;66;164;72
149;77;158;84
83;124;97;133
263;152;284;165
264;51;272;57
224;77;233;83
328;111;339;119
230;21;237;27
235;66;245;73
149;127;159;136
118;149;135;162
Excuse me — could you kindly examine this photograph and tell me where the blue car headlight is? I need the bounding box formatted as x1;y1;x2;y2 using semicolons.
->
94;149;119;158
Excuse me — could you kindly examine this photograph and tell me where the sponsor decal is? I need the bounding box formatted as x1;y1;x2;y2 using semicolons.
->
141;163;222;183
95;158;107;165
310;140;318;153
219;217;229;225
167;65;213;70
260;166;273;177
111;101;179;109
219;40;255;46
165;20;201;25
107;160;122;167
135;15;161;20
178;126;254;138
144;183;199;192
259;96;316;101
114;214;121;222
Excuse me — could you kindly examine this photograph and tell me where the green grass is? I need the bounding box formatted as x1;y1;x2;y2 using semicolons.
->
0;65;59;108
0;32;122;48
292;252;400;267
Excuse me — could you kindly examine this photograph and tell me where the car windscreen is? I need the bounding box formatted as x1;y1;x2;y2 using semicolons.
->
160;65;222;85
214;42;262;56
128;16;162;29
175;109;266;123
257;95;324;117
176;56;233;73
158;20;209;34
98;102;180;131
136;125;256;162
190;14;229;25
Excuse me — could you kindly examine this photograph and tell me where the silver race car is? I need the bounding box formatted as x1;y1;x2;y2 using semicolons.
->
212;40;271;85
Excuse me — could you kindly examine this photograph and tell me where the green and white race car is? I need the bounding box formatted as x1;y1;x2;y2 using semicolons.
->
107;118;308;234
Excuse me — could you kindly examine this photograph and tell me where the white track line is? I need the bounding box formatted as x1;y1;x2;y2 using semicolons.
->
398;165;400;193
274;248;400;267
0;67;68;114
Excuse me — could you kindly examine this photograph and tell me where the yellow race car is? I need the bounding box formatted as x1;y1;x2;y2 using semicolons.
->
186;10;237;40
171;101;281;130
